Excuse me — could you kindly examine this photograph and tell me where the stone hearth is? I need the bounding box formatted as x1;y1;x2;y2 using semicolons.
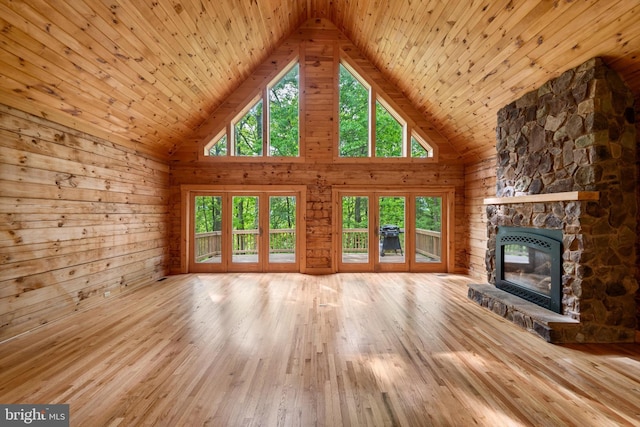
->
468;283;579;343
469;57;637;343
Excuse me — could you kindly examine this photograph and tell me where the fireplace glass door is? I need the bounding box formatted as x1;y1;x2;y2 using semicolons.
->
496;227;562;313
503;244;552;297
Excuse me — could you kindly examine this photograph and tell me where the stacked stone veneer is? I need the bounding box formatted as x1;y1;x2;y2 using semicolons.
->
484;57;637;343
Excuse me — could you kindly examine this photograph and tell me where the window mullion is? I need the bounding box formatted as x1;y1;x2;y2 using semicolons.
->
369;88;375;157
404;124;410;158
227;123;232;157
263;87;269;156
229;122;235;157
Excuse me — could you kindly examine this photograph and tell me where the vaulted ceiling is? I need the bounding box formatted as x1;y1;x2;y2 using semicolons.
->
1;0;638;163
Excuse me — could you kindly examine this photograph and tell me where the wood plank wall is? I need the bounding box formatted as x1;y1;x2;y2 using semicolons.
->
464;156;496;282
636;99;640;330
0;105;170;341
169;19;467;274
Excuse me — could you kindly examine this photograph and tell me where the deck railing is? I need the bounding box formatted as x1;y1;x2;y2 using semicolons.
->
195;231;222;261
195;228;441;260
341;228;370;253
195;229;295;261
268;228;296;253
341;228;441;259
414;228;441;259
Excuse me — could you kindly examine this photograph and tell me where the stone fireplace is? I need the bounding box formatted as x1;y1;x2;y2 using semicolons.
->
469;57;638;343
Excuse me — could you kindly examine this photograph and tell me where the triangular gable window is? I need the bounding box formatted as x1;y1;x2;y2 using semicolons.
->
204;131;227;156
234;99;263;156
338;60;433;159
204;62;299;158
411;134;431;158
269;65;299;156
339;63;369;157
375;99;404;157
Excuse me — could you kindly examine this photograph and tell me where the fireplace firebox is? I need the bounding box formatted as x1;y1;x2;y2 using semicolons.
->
495;227;562;313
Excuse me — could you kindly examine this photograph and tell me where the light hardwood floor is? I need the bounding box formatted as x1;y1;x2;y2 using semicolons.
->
1;273;639;426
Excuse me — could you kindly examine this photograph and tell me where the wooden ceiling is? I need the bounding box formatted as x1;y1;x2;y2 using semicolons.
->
1;0;638;163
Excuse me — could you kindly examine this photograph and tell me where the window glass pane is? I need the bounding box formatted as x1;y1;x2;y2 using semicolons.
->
411;135;431;158
232;196;260;263
375;101;403;157
207;134;227;156
194;196;222;264
269;196;296;263
339;65;369;157
415;196;442;263
341;196;369;263
234;100;263;156
379;196;405;263
269;65;299;157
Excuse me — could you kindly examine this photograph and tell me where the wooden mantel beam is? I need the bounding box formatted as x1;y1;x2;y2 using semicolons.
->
483;191;600;205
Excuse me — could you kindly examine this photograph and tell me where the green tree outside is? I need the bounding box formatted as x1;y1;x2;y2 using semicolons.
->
339;65;369;157
269;65;299;156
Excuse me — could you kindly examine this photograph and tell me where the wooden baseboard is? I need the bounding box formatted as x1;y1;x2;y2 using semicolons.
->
303;267;334;275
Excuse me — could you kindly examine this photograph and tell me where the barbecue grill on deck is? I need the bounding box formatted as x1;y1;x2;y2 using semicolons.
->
379;225;403;256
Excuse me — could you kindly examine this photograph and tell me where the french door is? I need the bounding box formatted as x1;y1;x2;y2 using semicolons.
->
335;189;451;272
187;187;302;272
